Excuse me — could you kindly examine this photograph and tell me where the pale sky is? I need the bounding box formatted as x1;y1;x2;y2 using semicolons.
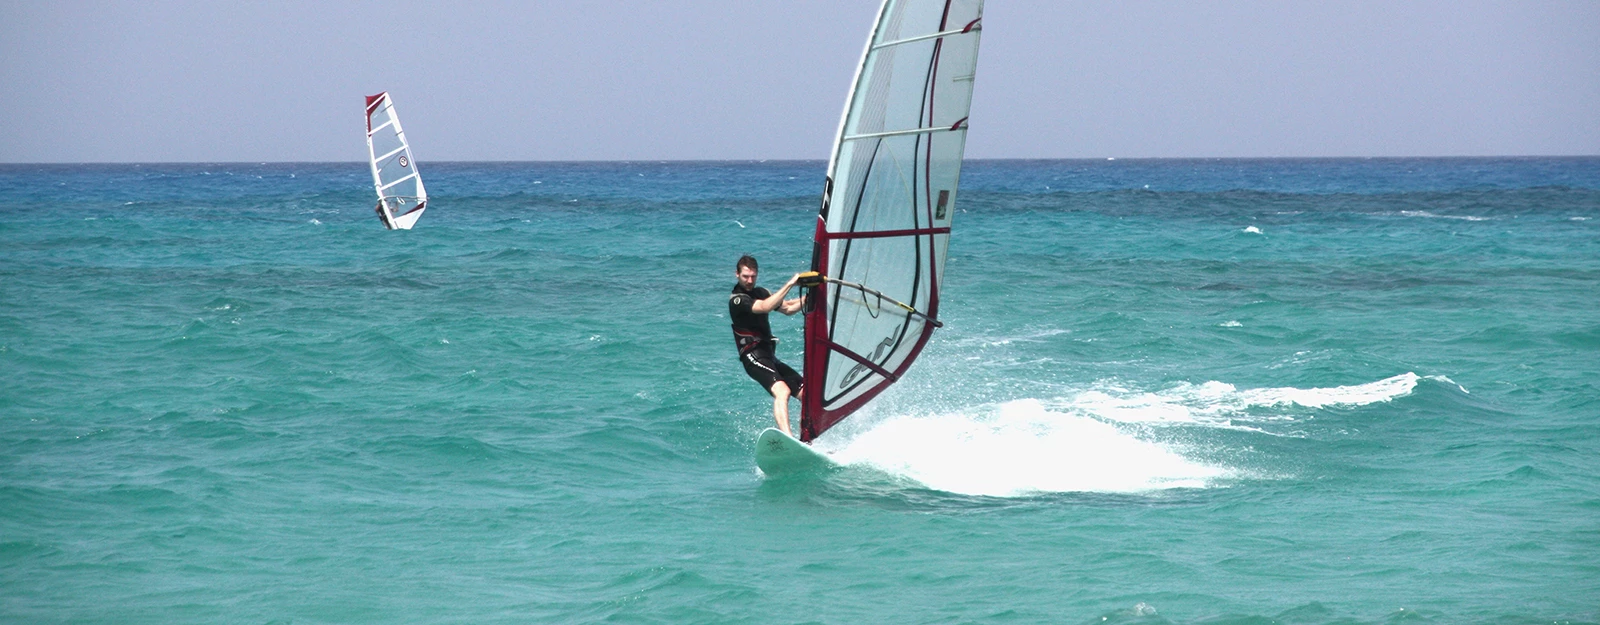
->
2;1;1596;162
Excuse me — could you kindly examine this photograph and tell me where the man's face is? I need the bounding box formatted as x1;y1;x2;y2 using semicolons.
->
736;266;757;289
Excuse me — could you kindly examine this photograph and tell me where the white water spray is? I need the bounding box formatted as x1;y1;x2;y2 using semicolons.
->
819;373;1430;497
826;399;1226;497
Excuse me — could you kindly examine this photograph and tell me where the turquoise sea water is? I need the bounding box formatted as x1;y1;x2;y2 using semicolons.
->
2;158;1598;624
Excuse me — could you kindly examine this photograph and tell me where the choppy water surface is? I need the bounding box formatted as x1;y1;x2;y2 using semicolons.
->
2;158;1598;624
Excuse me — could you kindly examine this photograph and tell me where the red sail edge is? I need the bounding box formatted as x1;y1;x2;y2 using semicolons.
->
364;92;387;133
800;215;830;442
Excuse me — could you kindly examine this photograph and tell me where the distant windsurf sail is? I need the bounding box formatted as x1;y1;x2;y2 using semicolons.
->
799;0;984;442
365;92;427;230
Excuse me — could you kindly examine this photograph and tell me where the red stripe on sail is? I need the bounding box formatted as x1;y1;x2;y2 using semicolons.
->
820;340;899;383
820;226;950;241
804;322;938;442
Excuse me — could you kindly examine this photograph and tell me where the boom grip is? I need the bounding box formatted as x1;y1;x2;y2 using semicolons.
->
795;271;825;288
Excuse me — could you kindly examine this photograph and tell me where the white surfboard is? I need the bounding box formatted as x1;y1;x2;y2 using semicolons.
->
755;428;838;475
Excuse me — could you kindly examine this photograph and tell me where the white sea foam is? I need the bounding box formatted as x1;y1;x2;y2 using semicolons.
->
821;373;1424;497
1064;372;1420;427
1426;374;1469;394
826;399;1228;497
1243;226;1262;234
1396;210;1490;221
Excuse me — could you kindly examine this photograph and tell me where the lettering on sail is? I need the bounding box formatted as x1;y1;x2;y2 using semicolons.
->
840;335;895;387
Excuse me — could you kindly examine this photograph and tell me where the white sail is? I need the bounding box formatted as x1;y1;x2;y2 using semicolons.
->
365;92;428;230
799;0;983;442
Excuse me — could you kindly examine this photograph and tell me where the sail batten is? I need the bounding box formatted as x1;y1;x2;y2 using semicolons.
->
871;23;981;50
377;173;419;192
822;340;901;382
799;0;983;442
365;92;428;230
375;144;408;163
842;124;967;141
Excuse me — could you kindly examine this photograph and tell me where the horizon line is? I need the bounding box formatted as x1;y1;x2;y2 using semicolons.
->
3;154;1597;166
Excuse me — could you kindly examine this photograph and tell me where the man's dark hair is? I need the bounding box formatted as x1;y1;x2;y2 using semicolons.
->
736;255;758;272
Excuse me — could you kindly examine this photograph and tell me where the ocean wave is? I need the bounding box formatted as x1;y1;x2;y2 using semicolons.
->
1060;372;1424;427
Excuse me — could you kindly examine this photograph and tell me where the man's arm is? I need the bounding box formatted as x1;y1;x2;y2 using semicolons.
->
751;274;801;314
777;293;806;315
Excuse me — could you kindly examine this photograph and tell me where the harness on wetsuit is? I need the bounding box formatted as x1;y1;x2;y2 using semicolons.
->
733;329;777;355
730;284;778;355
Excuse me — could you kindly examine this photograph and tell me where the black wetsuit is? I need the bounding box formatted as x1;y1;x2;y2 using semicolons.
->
730;283;803;396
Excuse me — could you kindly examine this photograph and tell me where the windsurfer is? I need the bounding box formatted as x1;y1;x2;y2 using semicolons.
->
729;255;806;436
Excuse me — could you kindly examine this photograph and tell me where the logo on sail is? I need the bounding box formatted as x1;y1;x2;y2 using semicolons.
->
398;155;409;168
840;335;896;386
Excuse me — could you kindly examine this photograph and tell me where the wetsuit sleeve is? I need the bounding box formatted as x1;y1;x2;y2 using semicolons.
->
729;293;753;316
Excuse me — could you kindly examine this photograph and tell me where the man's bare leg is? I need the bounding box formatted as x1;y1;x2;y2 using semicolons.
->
770;381;793;436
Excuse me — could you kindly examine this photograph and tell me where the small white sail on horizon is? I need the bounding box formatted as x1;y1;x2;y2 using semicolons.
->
365;92;428;230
